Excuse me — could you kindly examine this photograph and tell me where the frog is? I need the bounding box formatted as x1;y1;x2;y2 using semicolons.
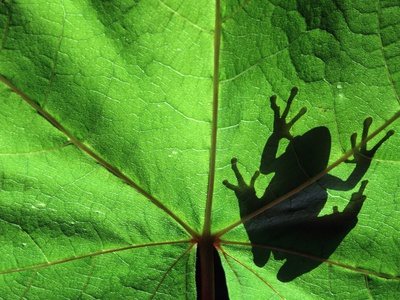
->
223;87;394;281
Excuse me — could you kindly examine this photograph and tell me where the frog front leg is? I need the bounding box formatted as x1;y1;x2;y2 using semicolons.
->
223;158;261;216
270;87;307;139
223;158;272;266
346;117;394;166
323;117;394;190
345;116;394;185
260;87;307;174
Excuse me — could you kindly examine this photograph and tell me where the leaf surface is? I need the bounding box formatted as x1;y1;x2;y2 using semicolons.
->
0;0;399;299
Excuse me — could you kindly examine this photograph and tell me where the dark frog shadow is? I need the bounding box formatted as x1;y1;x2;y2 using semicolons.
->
223;88;394;282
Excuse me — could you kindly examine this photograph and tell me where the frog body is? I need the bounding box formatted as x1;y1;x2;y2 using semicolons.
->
223;88;394;281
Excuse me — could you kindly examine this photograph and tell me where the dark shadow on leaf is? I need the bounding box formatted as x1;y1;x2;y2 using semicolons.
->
248;180;367;282
223;88;394;281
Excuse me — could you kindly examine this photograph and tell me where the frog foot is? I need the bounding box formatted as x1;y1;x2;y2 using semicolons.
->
223;158;259;199
346;117;394;164
342;180;368;216
270;87;307;140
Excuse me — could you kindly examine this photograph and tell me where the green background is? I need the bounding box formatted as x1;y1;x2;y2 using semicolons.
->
0;0;399;298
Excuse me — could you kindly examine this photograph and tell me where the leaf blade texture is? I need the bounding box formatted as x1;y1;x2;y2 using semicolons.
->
0;0;399;299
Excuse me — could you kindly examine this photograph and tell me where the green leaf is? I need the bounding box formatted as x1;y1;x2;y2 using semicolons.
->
1;0;399;299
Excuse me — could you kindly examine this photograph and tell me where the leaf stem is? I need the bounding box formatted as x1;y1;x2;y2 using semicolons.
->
197;2;222;298
203;0;221;237
198;237;215;300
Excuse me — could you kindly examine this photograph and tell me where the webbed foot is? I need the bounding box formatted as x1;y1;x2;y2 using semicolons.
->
342;180;368;216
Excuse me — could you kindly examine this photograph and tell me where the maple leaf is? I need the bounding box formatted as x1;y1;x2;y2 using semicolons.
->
0;1;399;299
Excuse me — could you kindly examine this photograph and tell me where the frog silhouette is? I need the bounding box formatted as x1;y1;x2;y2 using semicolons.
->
223;88;394;281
